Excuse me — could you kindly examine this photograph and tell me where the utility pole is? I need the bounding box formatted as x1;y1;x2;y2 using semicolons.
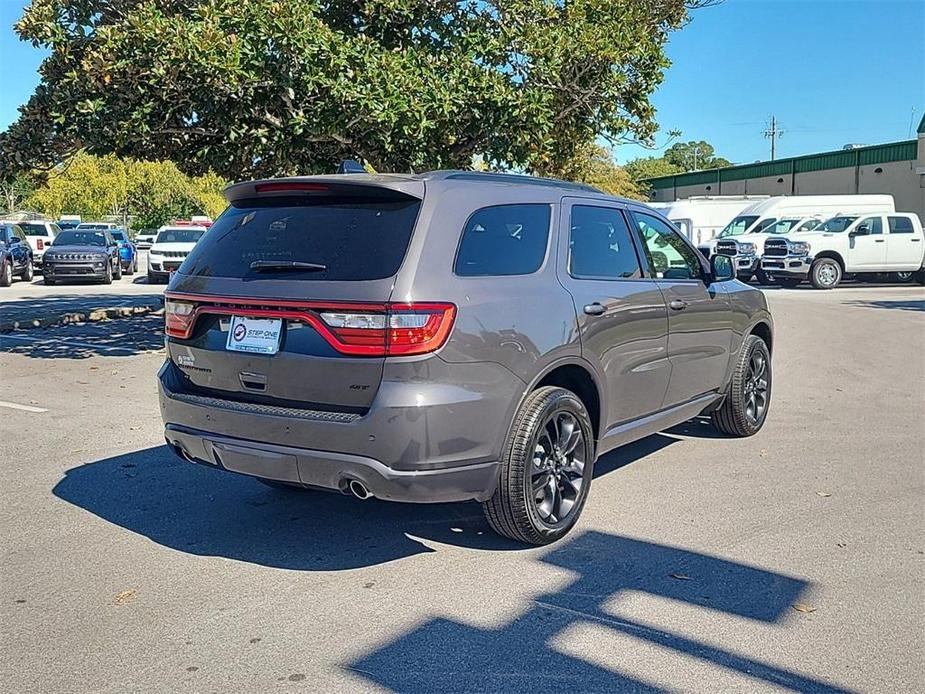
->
763;116;784;160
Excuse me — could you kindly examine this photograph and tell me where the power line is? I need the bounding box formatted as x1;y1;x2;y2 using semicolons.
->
763;116;785;161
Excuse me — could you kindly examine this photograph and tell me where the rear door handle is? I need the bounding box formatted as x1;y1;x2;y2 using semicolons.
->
583;302;606;316
669;299;688;311
874;239;885;243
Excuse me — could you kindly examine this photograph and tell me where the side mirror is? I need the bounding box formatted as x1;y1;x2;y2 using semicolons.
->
711;254;735;282
8;236;20;244
850;226;869;236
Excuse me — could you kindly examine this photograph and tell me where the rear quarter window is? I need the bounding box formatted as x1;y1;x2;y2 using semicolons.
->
888;216;915;234
181;195;421;281
454;204;551;276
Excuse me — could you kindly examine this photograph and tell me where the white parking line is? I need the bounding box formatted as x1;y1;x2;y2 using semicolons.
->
0;400;48;413
0;333;142;354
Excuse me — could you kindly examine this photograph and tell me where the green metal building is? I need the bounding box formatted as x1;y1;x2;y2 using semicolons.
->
645;115;925;220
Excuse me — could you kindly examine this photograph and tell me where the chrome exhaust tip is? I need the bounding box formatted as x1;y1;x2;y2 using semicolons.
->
347;479;373;500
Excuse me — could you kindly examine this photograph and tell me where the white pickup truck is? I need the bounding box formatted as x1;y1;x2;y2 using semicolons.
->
760;212;925;289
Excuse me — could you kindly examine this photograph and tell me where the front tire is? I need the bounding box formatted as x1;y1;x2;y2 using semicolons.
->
102;262;113;285
113;259;123;280
810;257;842;289
755;268;775;286
20;261;33;282
0;260;12;287
711;334;771;437
124;259;135;276
483;386;595;545
893;271;915;284
777;277;802;289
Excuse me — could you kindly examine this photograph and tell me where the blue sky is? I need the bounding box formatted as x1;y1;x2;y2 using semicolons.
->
1;0;923;166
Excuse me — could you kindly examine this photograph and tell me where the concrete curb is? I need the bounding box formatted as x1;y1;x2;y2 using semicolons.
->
0;303;164;333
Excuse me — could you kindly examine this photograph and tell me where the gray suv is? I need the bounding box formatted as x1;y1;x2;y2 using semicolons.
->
159;171;773;544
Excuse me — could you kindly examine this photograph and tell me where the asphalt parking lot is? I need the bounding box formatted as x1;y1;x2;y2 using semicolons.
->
1;283;923;693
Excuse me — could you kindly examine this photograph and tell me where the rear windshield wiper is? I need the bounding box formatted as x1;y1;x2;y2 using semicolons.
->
249;260;327;272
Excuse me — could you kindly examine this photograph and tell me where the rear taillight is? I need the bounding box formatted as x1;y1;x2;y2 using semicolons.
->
318;303;456;356
37;239;44;250
165;299;196;339
163;294;456;356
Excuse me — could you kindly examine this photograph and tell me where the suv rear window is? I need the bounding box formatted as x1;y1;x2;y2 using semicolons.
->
181;196;421;281
18;223;50;237
454;204;550;276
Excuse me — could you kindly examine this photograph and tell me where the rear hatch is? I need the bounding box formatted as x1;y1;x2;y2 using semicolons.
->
18;223;54;254
164;178;450;413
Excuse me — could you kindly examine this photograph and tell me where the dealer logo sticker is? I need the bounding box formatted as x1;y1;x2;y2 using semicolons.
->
233;323;247;342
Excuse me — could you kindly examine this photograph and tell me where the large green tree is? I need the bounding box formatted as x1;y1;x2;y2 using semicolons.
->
568;144;644;200
25;153;228;228
663;140;732;171
2;0;716;180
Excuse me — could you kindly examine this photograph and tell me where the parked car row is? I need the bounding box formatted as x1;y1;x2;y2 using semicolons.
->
671;195;925;289
0;217;216;288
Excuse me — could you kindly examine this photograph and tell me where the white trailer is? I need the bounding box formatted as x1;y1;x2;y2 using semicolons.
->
652;195;770;246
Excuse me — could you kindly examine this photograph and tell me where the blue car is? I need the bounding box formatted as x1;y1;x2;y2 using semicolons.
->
110;229;138;275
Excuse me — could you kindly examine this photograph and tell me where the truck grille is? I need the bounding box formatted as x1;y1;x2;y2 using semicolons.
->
715;240;738;257
162;250;189;258
764;238;789;257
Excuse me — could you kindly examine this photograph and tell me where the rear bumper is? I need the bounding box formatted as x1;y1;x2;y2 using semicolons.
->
158;358;524;503
164;424;499;503
761;255;811;278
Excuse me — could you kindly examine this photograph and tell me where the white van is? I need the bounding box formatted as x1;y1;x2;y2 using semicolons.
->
701;195;895;281
653;195;769;246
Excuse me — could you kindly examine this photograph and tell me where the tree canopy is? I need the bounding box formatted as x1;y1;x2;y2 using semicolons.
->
663;140;731;170
23;153;227;228
2;0;712;180
568;144;644;200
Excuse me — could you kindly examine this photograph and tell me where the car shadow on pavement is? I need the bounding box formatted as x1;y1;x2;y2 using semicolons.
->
0;291;163;327
53;434;683;571
841;298;925;312
1;315;165;358
347;530;851;693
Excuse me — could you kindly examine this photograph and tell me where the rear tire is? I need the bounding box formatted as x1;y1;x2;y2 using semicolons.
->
125;259;135;276
810;257;842;289
711;334;771;437
893;271;915;284
483;386;595;545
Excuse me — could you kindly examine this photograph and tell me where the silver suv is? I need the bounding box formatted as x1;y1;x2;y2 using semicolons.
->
159;171;773;544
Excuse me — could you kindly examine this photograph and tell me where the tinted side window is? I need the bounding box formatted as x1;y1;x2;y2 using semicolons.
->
888;216;914;234
632;212;703;280
455;204;551;276
858;216;882;235
569;206;642;279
